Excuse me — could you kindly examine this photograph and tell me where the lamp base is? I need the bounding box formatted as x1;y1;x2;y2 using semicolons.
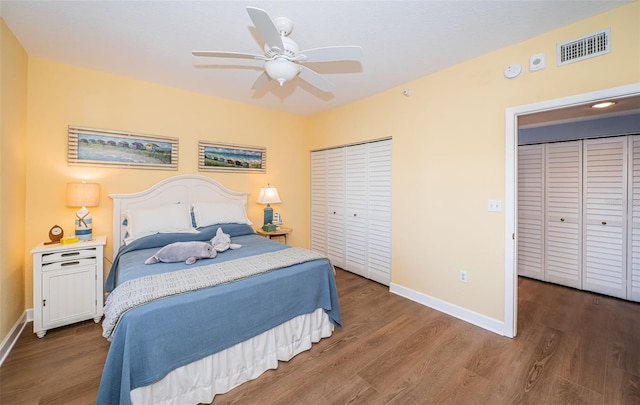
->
263;204;274;226
75;208;93;241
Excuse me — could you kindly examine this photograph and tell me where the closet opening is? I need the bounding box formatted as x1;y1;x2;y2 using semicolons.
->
518;134;640;295
504;84;640;337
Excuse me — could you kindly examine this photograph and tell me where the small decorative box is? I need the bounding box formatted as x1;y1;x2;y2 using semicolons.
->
61;235;79;244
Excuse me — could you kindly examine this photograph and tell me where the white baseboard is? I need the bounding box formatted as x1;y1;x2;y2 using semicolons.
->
0;311;28;367
389;282;509;337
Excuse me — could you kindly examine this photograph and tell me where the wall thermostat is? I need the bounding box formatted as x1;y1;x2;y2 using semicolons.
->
529;53;546;72
504;63;522;79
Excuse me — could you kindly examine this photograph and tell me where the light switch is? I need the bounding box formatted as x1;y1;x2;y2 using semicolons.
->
488;200;502;212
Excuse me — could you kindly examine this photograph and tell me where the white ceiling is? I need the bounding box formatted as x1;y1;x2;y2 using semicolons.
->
0;0;633;116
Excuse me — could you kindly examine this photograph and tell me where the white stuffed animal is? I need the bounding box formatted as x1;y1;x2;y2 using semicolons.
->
210;227;242;252
145;241;217;265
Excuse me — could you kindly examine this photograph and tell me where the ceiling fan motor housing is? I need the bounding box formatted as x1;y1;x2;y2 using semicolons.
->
264;36;299;59
273;17;293;36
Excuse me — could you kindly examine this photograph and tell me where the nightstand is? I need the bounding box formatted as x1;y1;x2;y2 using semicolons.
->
256;226;292;245
31;236;106;338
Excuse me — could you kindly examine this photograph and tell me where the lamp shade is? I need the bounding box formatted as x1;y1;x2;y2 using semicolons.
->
67;182;100;207
256;185;281;205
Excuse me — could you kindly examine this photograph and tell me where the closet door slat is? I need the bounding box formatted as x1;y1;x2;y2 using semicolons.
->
627;135;640;302
366;139;392;285
545;141;582;288
583;137;627;299
310;150;328;255
517;144;545;280
325;148;346;268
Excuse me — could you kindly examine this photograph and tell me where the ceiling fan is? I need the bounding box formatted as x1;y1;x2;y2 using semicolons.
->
192;7;362;93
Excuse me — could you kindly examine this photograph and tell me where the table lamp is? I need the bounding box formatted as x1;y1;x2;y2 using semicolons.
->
67;181;100;240
257;184;281;230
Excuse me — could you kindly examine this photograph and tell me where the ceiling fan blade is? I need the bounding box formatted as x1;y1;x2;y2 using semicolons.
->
192;51;266;60
251;72;271;90
246;7;284;52
296;46;363;63
299;65;334;93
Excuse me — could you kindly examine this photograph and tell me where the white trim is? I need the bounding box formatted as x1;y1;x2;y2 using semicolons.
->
505;83;640;338
310;136;392;153
389;283;507;336
0;311;28;367
504;110;517;338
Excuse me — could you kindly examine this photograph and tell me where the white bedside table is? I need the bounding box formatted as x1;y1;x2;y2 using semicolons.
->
31;236;106;338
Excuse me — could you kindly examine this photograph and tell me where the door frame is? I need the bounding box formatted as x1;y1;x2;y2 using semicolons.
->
504;83;640;338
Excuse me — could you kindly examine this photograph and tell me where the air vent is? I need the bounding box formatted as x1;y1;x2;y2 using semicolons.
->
557;28;610;66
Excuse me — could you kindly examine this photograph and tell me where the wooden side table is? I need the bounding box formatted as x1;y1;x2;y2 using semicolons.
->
256;226;292;245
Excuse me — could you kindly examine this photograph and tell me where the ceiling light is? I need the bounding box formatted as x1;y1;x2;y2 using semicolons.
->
591;101;617;109
264;59;300;86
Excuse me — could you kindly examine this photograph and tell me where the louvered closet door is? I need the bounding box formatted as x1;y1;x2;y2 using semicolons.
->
366;139;392;285
545;141;582;288
310;150;328;254
628;135;640;302
326;148;346;268
517;144;545;280
582;137;627;299
345;144;368;278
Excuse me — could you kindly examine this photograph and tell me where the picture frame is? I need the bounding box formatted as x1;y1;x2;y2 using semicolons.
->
68;126;178;170
198;141;266;173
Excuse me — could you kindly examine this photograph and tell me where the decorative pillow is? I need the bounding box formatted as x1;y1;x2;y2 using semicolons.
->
197;223;255;238
192;201;252;228
125;203;198;244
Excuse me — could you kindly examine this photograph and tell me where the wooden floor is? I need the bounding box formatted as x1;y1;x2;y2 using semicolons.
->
1;269;639;404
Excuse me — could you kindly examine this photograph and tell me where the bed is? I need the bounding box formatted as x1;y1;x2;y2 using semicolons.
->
97;175;341;405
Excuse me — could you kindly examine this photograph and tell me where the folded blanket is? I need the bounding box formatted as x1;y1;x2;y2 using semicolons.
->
103;247;327;340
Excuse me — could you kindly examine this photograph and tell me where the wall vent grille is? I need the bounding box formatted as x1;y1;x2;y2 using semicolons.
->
557;28;610;66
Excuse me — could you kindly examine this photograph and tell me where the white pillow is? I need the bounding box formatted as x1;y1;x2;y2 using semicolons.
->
192;201;252;228
125;203;198;244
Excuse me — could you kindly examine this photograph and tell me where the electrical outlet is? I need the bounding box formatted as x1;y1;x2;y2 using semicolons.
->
459;270;468;283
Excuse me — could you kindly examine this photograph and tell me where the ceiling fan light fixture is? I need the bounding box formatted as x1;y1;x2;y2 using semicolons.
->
265;59;299;86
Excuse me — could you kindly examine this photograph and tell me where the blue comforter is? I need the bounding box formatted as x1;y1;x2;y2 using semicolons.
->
97;225;341;405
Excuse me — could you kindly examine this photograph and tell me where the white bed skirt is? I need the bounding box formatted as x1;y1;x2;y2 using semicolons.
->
130;308;333;405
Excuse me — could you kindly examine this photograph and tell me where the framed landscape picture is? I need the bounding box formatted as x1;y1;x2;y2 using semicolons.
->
68;126;178;170
198;141;266;173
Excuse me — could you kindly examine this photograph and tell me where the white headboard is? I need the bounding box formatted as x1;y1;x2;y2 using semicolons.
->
109;174;250;257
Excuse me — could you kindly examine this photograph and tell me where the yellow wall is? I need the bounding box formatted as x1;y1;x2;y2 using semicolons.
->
24;58;308;308
309;3;639;321
0;19;28;342
2;3;639;345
